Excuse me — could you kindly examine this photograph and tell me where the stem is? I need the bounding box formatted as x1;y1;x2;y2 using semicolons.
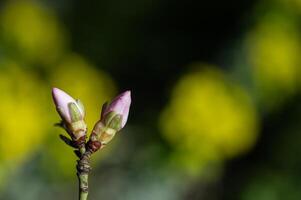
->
77;147;91;200
78;173;89;200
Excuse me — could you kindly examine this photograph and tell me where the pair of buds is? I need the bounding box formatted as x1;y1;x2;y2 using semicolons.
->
52;88;131;153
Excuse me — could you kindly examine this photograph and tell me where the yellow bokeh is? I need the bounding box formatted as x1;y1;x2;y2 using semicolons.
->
160;66;258;174
246;13;301;109
0;1;67;65
0;60;50;166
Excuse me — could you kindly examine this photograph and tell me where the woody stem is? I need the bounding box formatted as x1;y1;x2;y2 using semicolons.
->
77;145;91;200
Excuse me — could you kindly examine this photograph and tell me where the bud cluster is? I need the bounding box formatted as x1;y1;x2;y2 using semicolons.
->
52;87;131;154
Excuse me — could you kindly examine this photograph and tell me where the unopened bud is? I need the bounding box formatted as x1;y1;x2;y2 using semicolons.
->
52;87;87;142
101;90;131;129
88;90;131;152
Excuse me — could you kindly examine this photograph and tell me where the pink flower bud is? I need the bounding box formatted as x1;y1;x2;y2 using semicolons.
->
87;91;131;152
52;87;85;123
101;90;131;129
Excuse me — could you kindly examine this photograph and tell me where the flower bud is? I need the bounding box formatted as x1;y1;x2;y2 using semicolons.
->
101;90;131;129
52;87;87;142
88;91;131;152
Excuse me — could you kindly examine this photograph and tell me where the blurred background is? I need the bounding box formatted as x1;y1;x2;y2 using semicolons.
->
0;0;300;199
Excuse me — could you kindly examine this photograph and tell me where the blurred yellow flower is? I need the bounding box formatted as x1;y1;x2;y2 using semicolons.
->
246;13;301;109
0;1;67;65
160;66;258;174
41;54;116;179
0;60;50;166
